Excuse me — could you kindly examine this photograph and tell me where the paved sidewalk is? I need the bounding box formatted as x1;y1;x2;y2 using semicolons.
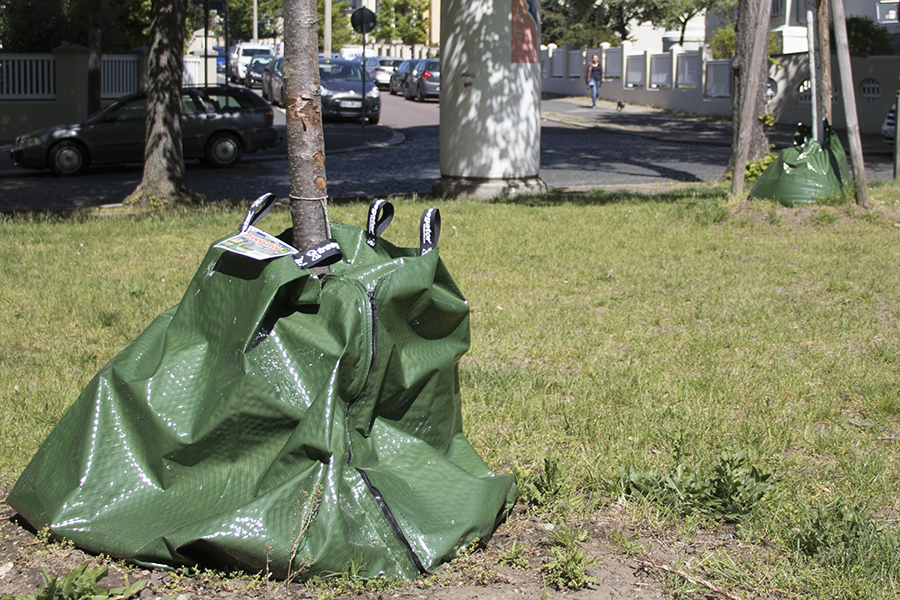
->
541;95;891;156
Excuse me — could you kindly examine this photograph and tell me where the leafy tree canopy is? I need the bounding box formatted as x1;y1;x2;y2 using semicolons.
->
710;24;781;59
540;0;619;47
0;0;150;53
372;0;429;45
223;0;356;49
0;0;355;54
642;0;734;46
830;16;896;55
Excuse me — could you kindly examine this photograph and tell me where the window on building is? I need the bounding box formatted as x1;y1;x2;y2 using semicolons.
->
771;0;784;17
877;0;899;23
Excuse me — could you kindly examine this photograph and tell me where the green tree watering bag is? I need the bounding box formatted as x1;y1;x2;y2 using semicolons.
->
749;124;852;207
8;196;516;580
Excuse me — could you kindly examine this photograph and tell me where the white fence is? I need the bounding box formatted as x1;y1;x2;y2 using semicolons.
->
183;55;200;86
541;42;900;133
102;55;139;99
541;42;734;117
706;60;732;97
0;52;204;102
0;54;55;100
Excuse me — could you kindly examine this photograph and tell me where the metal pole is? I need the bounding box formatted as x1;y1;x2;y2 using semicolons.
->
324;0;332;60
361;29;366;129
204;0;210;87
806;4;820;141
253;0;259;42
224;0;230;84
893;87;900;179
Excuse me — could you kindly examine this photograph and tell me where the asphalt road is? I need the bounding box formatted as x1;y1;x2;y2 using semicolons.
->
1;91;894;213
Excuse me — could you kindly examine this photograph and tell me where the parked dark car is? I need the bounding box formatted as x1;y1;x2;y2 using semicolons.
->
405;59;440;102
244;55;274;89
11;86;281;176
319;58;381;124
389;59;420;96
262;57;285;106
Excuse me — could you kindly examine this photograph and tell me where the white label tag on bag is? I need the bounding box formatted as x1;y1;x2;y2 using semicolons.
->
216;226;298;260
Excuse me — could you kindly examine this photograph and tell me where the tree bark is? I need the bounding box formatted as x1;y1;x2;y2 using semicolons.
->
283;0;330;255
88;0;102;116
730;0;771;195
831;0;868;206
727;0;770;176
125;0;200;209
816;0;832;124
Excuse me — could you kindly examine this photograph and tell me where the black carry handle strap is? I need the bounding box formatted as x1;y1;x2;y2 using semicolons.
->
419;208;441;256
293;239;343;270
366;198;394;247
239;193;278;233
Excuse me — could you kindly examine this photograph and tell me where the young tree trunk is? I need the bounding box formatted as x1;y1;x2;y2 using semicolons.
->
283;0;330;255
88;0;102;116
125;0;200;209
727;0;770;176
816;0;832;123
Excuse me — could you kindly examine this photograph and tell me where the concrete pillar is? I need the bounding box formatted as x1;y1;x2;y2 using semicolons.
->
670;44;681;89
53;44;90;123
644;49;652;89
433;0;545;199
129;46;150;91
620;40;631;91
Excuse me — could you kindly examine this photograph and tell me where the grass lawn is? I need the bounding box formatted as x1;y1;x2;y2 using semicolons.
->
2;184;900;598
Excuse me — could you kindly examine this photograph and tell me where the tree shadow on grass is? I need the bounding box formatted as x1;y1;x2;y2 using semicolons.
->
487;184;730;207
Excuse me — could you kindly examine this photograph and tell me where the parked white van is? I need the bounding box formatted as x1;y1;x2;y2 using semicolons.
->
230;42;274;81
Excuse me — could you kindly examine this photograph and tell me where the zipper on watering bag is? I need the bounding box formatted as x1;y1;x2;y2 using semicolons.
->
341;280;428;575
345;282;378;467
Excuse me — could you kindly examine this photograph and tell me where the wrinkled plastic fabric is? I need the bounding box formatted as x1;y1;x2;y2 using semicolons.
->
749;127;852;207
8;205;516;581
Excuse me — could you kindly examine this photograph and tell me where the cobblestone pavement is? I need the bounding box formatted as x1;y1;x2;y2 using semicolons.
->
1;97;894;213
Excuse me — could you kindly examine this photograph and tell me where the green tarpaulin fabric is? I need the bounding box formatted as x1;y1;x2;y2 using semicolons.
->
8;197;516;580
749;126;852;207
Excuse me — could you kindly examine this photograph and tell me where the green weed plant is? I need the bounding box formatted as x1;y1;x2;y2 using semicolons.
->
0;564;145;600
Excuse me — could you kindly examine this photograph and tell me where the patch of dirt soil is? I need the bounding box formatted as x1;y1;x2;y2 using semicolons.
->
728;199;900;227
0;485;737;600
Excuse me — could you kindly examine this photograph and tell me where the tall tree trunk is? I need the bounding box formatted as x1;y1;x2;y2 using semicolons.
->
125;0;199;209
727;0;769;175
88;0;102;115
284;0;330;255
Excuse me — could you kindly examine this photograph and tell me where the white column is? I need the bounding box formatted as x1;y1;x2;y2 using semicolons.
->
620;40;632;91
670;44;681;89
433;0;546;198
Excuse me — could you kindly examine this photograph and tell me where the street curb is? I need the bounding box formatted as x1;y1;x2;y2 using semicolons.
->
0;127;407;179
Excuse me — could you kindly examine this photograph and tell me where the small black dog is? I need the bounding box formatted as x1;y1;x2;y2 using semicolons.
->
616;100;626;112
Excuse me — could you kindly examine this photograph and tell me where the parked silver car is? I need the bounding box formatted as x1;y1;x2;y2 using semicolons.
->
882;104;896;144
11;86;280;176
404;59;440;102
364;56;405;89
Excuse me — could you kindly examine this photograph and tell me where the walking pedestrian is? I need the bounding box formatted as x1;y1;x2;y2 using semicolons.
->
585;54;602;108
